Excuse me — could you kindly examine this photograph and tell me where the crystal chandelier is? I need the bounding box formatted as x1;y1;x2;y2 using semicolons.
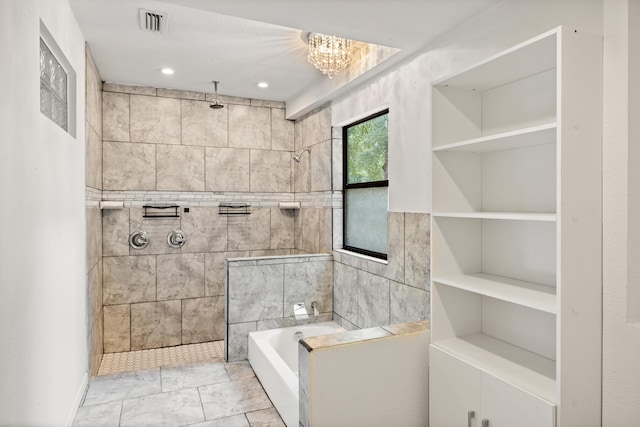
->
307;32;354;79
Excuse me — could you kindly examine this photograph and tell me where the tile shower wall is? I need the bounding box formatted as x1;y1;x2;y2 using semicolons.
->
101;84;296;352
332;212;431;330
225;254;334;361
292;105;336;254
292;108;431;331
86;45;103;375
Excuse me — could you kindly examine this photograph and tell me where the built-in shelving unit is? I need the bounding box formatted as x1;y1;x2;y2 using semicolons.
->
429;27;602;427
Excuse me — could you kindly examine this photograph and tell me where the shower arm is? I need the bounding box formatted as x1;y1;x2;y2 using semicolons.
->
293;148;311;162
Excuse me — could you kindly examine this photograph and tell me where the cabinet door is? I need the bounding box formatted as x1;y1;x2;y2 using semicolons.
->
480;373;556;427
430;345;481;427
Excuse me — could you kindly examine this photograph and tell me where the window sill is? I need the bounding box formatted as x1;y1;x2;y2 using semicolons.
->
335;249;388;266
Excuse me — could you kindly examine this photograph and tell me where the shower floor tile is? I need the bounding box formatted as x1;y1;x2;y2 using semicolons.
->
98;340;224;375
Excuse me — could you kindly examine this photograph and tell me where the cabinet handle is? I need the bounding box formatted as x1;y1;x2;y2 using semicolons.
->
481;420;489;427
468;410;475;427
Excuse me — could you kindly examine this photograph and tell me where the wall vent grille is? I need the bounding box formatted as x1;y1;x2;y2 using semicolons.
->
139;9;168;34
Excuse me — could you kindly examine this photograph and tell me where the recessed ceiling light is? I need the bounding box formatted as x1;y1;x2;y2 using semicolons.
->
161;68;174;75
257;82;269;88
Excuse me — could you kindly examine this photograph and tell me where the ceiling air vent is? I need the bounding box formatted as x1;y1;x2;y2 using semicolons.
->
139;9;168;34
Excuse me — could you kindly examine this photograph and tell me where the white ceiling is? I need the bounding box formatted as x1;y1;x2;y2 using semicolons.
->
69;0;499;105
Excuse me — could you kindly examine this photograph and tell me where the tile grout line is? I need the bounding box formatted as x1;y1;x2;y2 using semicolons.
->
118;400;124;426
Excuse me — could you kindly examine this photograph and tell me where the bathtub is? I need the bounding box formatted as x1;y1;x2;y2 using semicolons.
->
248;322;346;427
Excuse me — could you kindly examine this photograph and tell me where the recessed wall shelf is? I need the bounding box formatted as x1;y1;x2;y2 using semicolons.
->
219;203;251;215
279;202;301;210
142;204;180;218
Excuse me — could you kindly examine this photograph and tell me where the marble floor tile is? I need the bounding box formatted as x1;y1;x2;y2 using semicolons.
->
77;359;284;427
199;377;273;421
73;400;122;427
120;388;205;426
187;414;250;427
224;361;256;382
83;368;161;406
161;362;230;392
245;408;286;427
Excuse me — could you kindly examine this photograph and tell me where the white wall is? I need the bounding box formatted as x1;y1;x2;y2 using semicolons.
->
0;0;88;425
332;0;603;214
602;0;640;425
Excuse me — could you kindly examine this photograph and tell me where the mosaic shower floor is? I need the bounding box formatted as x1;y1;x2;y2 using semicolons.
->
98;341;225;375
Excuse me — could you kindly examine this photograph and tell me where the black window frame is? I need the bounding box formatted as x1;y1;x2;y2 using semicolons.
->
342;109;389;260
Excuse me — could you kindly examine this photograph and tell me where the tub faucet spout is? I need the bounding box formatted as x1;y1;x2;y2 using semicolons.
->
311;301;319;316
293;302;309;320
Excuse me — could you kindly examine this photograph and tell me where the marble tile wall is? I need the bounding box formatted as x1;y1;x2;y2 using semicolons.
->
332;212;431;330
102;206;296;352
101;84;298;353
225;254;334;361
292;106;335;256
293;105;331;194
102;84;294;193
85;45;103;376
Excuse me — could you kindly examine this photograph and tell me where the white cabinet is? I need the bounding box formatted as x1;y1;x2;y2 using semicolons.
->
430;346;555;427
429;27;602;426
481;372;555;427
430;345;480;427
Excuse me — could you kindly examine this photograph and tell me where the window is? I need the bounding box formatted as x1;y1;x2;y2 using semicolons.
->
39;21;76;136
343;109;389;259
40;38;68;131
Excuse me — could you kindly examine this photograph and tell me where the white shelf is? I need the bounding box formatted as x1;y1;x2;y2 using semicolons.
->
432;28;557;91
433;273;556;314
430;26;602;425
432;212;556;222
434;334;557;404
432;123;556;153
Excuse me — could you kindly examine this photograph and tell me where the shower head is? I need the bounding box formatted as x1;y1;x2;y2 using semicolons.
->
293;148;310;162
210;80;224;110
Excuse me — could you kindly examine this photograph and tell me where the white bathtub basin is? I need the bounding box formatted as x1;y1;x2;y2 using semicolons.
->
248;322;346;427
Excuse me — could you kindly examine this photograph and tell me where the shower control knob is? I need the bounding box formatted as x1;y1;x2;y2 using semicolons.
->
129;231;149;250
167;230;187;248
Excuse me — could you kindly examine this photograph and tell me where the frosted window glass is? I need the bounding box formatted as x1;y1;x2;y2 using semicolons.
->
345;187;388;255
40;38;68;131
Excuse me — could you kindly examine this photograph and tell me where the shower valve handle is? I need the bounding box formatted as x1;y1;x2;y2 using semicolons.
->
129;231;150;250
167;230;187;248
